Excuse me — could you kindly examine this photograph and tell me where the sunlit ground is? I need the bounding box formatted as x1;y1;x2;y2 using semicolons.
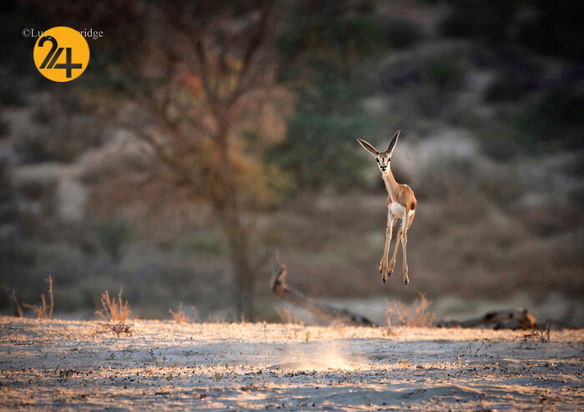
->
1;318;582;410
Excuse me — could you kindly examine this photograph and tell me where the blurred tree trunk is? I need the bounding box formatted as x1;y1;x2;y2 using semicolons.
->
224;206;255;319
215;129;255;319
134;1;281;321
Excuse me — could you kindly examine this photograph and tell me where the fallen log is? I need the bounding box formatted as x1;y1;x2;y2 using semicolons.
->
437;308;537;330
270;262;377;327
437;308;576;330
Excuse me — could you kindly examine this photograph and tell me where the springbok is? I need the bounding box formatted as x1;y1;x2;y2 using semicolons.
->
356;130;416;285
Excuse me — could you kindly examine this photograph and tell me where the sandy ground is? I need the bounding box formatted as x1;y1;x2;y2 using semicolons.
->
0;318;583;410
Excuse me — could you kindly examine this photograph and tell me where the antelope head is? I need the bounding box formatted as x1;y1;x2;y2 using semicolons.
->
356;129;400;176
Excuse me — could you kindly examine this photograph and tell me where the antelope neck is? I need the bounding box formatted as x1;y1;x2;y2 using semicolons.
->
381;168;400;196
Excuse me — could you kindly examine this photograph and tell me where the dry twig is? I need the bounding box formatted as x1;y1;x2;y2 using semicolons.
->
385;293;436;327
22;275;54;319
169;303;189;323
10;289;23;317
523;323;551;342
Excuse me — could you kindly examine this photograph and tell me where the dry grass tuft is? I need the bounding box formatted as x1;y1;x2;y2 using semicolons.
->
211;372;224;381
22;275;54;319
386;293;436;327
96;287;131;322
276;307;304;325
523;323;551;343
169;303;189;323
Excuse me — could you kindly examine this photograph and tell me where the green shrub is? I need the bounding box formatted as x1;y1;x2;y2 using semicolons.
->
441;0;584;62
422;57;463;91
277;14;387;78
440;0;518;43
517;0;584;61
0;240;37;266
484;74;532;103
515;87;584;152
13;93;103;164
178;229;226;256
377;17;425;50
94;219;132;262
269;118;372;190
274;11;386;191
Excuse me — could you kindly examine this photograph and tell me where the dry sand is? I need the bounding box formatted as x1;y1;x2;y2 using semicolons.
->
1;318;582;410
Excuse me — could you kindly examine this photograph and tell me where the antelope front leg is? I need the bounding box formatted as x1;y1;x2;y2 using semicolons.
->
401;228;409;285
379;209;394;284
388;226;402;277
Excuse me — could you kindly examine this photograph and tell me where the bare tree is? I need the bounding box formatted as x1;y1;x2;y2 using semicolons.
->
22;0;291;319
122;1;289;319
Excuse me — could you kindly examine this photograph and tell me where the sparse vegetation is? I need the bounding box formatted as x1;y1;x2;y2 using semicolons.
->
22;275;53;319
1;0;582;326
1;320;581;409
385;294;436;328
211;372;225;381
276;307;304;326
96;288;131;323
169;303;188;324
523;324;552;343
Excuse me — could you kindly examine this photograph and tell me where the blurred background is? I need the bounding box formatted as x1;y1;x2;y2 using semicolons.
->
1;0;583;325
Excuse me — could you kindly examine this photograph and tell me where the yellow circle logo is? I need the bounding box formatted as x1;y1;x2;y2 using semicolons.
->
33;26;90;82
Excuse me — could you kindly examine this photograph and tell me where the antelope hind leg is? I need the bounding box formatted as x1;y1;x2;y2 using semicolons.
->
388;226;402;277
379;211;394;284
402;210;415;285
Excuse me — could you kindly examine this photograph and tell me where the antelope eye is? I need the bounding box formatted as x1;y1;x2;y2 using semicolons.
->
376;159;380;163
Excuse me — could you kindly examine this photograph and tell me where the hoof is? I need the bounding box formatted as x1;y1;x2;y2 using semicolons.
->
404;278;409;286
382;277;386;284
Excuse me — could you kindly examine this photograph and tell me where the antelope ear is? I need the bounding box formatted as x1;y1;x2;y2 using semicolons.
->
387;129;401;156
356;138;380;157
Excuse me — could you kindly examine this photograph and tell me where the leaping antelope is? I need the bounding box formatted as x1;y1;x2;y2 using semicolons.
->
356;130;416;285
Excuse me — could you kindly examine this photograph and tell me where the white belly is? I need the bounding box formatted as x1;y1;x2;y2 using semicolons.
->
389;202;415;219
390;202;406;218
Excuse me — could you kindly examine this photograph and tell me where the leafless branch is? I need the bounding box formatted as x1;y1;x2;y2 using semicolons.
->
270;259;377;327
226;3;273;108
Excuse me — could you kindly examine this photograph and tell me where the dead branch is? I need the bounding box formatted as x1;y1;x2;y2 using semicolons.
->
438;308;578;331
437;308;537;330
226;3;272;107
22;275;54;319
195;39;216;104
10;289;23;317
270;261;377;327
